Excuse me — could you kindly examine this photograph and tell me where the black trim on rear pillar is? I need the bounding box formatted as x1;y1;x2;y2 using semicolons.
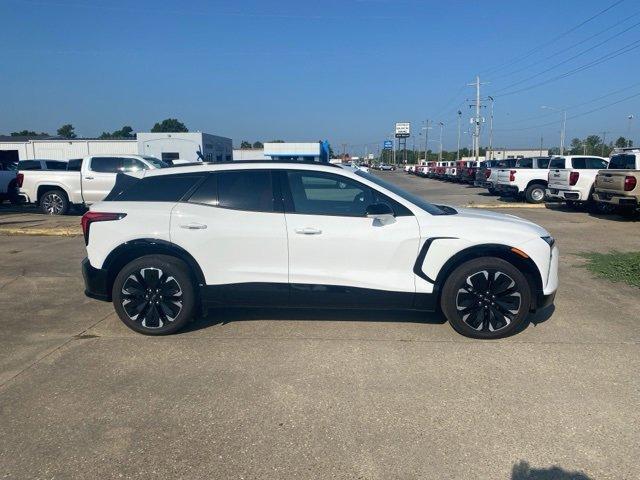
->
413;237;458;283
82;257;111;302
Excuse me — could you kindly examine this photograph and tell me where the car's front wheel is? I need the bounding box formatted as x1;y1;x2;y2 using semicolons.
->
112;255;196;335
440;257;532;339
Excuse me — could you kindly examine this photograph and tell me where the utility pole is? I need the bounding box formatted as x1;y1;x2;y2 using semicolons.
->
487;96;494;161
438;122;444;162
600;131;610;156
467;76;487;163
539;136;543;156
456;111;462;161
424;120;430;163
628;115;634;147
342;143;347;162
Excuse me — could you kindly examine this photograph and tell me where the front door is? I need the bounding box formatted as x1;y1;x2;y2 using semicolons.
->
281;169;420;308
170;169;289;305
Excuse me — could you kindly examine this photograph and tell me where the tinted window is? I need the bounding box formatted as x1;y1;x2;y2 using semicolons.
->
161;152;179;163
549;157;565;169
19;160;41;170
586;158;608;169
570;158;586;169
91;157;121;173
45;161;67;170
111;174;204;202
536;158;550;168
67;159;83;171
609;154;636;169
218;170;274;212
122;158;147;172
515;158;533;168
189;174;218;206
142;156;169;168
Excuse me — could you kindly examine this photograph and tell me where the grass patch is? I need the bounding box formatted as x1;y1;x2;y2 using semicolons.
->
579;251;640;288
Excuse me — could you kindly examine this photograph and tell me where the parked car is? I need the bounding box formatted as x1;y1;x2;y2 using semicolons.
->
0;159;19;204
19;155;168;215
18;159;69;171
379;163;394;171
476;159;518;194
82;161;558;339
444;161;457;181
459;160;480;184
495;157;551;203
593;150;640;217
546;155;609;209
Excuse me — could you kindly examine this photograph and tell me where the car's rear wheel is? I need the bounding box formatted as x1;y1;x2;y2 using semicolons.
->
440;257;532;339
40;189;69;215
112;255;196;335
525;183;546;204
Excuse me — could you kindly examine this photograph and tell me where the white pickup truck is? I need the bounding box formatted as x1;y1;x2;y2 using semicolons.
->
19;154;168;215
495;157;552;203
546;155;609;207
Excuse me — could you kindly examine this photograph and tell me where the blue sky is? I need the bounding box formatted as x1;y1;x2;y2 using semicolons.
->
1;0;639;154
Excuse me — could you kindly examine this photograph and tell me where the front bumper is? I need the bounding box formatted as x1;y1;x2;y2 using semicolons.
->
82;257;111;302
593;192;638;207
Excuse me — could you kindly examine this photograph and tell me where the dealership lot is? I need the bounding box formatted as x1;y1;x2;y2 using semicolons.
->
1;172;639;479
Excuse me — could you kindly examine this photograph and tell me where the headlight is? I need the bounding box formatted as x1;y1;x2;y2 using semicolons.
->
541;236;555;248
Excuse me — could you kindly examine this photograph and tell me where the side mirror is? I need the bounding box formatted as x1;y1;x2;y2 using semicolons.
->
366;203;396;225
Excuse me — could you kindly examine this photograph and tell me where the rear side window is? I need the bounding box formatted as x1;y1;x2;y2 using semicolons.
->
45;161;67;170
586;158;608;169
570;158;586;169
91;157;121;173
188;171;275;212
549;157;565;169
67;159;83;171
609;154;636;169
515;158;533;168
19;160;41;170
110;174;204;202
536;158;550;168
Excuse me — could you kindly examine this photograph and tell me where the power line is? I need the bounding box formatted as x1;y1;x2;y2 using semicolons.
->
479;0;626;74
494;38;640;97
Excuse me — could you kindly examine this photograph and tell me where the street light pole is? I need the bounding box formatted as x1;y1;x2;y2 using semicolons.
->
487;96;494;161
438;122;444;162
456;111;461;161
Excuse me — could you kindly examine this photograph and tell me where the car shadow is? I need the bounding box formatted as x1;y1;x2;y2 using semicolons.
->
181;307;447;333
511;460;592;479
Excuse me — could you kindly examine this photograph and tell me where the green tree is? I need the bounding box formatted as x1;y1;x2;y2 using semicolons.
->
151;118;188;133
11;130;37;136
240;141;252;149
252;141;264;149
569;138;583;155
100;126;135;139
615;136;629;148
57;124;76;139
269;139;285;143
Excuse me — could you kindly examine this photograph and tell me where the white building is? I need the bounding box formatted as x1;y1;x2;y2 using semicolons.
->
0;131;232;164
489;148;549;160
233;149;269;161
233;141;331;162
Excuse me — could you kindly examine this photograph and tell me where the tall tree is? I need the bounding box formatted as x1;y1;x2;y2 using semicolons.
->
57;124;76;139
252;141;263;149
614;136;629;148
151;118;188;133
240;141;252;149
10;130;49;136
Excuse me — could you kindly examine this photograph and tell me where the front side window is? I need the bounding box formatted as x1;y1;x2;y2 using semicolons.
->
91;157;122;173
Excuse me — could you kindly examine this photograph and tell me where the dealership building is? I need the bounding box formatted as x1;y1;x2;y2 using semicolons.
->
0;132;233;164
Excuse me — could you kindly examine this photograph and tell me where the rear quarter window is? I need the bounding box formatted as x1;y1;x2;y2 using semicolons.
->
549;158;565;169
19;160;41;170
109;174;205;202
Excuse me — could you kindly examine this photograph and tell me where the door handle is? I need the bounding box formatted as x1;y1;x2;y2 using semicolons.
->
295;227;322;235
180;223;208;230
84;176;94;180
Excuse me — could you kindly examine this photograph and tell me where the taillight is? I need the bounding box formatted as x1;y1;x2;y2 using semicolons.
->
569;171;580;186
81;211;126;245
485;168;491;179
16;173;24;188
509;170;516;182
624;176;637;191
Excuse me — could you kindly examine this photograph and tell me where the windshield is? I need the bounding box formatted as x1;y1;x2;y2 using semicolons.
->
142;156;170;168
355;171;449;215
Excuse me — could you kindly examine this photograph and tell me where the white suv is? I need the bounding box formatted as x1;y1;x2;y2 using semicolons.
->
82;162;558;339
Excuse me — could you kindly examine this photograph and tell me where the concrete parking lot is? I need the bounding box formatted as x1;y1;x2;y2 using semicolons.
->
1;172;638;479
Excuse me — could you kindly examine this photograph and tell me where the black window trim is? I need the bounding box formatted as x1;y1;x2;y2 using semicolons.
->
279;169;414;218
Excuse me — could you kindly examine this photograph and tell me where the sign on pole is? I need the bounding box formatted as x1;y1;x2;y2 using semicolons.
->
383;140;393;150
395;122;411;138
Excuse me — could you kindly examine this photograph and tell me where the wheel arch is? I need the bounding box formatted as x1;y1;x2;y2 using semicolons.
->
37;184;71;203
102;239;206;300
432;243;543;310
526;179;547;189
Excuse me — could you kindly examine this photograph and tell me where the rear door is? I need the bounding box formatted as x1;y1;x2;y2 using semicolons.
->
170;169;289;304
281;169;420;308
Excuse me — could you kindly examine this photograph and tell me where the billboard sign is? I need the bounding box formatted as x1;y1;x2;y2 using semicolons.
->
395;122;411;138
383;140;393;150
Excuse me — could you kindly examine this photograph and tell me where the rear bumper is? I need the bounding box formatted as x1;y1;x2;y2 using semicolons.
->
546;188;583;201
496;184;520;195
593;192;638;206
82;257;111;302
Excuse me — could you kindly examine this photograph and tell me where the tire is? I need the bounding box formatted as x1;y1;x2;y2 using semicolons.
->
487;188;498;195
112;255;196;335
7;180;21;205
524;183;546;204
440;257;532;339
40;189;69;215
